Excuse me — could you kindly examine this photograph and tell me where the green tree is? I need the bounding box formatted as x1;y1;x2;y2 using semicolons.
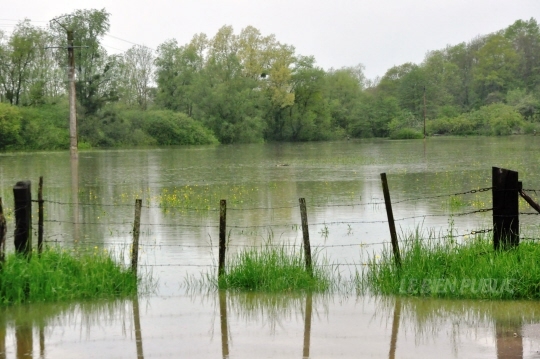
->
504;18;540;91
473;34;518;102
119;45;154;109
0;20;49;105
50;8;118;115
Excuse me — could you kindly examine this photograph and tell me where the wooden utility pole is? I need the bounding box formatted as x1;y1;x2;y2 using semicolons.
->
50;16;82;159
67;30;78;159
423;86;426;139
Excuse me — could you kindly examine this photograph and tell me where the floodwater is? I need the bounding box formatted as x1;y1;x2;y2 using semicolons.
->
0;136;539;358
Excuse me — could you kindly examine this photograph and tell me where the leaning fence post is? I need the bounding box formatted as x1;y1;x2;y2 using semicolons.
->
380;173;401;268
492;167;520;250
131;199;142;274
13;181;32;258
38;176;44;255
299;198;313;276
218;199;227;277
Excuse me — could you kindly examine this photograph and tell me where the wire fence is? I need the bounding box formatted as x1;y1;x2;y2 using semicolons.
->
3;183;540;269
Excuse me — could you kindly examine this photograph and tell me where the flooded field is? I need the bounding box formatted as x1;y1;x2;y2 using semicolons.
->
0;136;539;358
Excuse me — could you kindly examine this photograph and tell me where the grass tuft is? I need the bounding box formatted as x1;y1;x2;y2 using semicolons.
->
217;244;332;292
361;231;540;300
0;246;144;305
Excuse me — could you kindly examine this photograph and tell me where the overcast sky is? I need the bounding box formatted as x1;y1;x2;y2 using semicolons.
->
2;0;539;79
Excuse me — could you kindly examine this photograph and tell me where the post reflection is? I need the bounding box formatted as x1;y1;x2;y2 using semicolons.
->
388;298;401;359
496;320;523;359
15;322;32;359
219;290;229;359
0;313;5;359
133;296;145;359
302;292;313;359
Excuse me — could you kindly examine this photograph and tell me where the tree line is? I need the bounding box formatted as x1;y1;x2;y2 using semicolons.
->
1;9;539;150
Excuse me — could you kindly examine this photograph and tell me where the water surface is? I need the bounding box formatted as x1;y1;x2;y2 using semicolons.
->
0;136;539;358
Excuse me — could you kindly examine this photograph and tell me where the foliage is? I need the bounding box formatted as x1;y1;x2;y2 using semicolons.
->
2;12;540;148
389;128;424;140
79;108;218;147
140;110;218;146
18;104;70;150
427;103;524;135
0;103;22;149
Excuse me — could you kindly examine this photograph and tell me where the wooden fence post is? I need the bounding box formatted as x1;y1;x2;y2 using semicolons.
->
13;181;32;258
131;199;142;274
38;176;44;255
218;199;227;277
0;197;6;262
492;167;520;250
299;198;313;276
380;173;401;268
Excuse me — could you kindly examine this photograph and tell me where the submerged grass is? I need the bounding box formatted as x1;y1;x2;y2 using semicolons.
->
217;244;333;292
0;246;142;305
361;231;540;300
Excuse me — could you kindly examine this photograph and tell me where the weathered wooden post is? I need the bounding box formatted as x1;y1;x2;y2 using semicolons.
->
380;173;401;268
218;199;227;277
38;176;44;255
13;181;32;258
299;198;313;276
0;197;6;263
131;199;142;274
492;167;519;250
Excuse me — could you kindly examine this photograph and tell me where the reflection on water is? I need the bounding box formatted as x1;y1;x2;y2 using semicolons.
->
0;293;539;358
219;291;229;359
0;299;143;359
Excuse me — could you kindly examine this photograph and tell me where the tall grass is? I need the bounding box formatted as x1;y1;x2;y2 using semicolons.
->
0;246;143;305
217;243;333;292
361;231;540;300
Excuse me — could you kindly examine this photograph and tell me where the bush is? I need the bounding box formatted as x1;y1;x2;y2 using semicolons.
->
0;103;22;149
18;104;69;150
389;128;423;139
141;110;219;146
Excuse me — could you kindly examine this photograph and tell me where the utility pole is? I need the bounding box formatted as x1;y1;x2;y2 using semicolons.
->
423;86;426;139
67;30;77;159
50;16;84;159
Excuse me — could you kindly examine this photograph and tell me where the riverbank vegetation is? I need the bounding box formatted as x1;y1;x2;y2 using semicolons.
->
361;232;540;300
0;246;142;305
1;9;540;150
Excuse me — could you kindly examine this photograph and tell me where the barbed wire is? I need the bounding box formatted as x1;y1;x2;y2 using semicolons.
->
34;187;492;213
37;228;494;249
391;187;492;204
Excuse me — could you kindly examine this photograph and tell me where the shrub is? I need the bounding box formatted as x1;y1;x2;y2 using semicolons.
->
0;103;22;149
389;128;423;139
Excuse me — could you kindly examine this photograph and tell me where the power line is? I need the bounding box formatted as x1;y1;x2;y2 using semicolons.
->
104;34;155;51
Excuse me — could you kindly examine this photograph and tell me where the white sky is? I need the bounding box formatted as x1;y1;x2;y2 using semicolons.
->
2;0;539;79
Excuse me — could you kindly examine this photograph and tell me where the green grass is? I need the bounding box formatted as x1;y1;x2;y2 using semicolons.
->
0;246;143;305
217;244;333;292
361;231;540;300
